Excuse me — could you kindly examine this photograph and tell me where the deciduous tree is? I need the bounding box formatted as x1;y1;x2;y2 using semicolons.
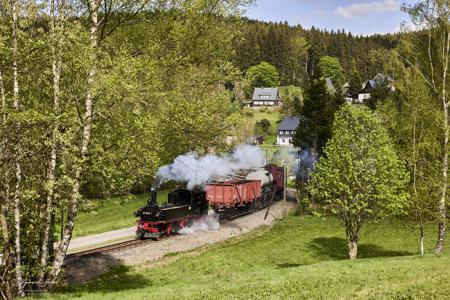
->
247;61;280;90
400;0;450;253
308;105;409;259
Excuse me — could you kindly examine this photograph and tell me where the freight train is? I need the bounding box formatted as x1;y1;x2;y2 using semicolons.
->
134;164;285;240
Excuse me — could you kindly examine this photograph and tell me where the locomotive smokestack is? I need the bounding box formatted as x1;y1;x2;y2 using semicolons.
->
149;188;158;206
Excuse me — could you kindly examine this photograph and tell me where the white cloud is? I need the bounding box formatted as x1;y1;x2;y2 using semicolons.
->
334;0;400;18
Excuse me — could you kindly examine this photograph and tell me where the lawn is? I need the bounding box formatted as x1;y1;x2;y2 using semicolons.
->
72;191;168;238
44;215;450;299
249;109;282;145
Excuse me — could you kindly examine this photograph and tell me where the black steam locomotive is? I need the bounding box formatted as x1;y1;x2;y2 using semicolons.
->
134;188;208;239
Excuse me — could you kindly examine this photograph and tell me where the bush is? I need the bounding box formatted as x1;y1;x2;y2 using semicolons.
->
243;109;254;118
255;118;271;135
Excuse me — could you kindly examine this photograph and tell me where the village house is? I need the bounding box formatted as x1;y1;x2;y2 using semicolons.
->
276;117;300;147
341;82;354;103
357;73;395;103
251;87;282;107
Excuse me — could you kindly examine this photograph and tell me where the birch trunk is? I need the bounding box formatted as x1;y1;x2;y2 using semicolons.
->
0;67;12;300
11;0;24;295
435;30;450;254
39;0;64;285
49;0;99;284
435;99;448;253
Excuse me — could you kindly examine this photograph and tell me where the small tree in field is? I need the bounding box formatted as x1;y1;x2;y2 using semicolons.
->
307;105;409;259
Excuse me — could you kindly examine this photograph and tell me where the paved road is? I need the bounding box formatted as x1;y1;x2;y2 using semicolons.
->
68;227;136;252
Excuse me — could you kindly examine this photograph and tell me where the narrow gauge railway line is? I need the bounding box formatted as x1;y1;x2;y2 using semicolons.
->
64;208;268;266
64;238;151;265
65;209;257;265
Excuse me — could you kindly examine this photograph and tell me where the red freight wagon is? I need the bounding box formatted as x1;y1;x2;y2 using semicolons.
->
206;180;262;207
265;164;284;191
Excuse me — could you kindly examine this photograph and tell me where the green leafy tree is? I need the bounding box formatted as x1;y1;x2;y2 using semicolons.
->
317;56;344;88
280;85;303;116
379;69;442;255
291;36;309;85
0;0;253;296
308;105;409;259
401;0;450;253
254;118;271;135
247;61;280;89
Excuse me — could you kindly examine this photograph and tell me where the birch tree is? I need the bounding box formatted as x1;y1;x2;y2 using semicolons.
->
39;0;65;286
11;0;25;295
401;0;450;253
0;1;253;296
379;69;442;255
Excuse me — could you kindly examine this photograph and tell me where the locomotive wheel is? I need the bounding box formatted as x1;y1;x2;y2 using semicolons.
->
137;230;146;240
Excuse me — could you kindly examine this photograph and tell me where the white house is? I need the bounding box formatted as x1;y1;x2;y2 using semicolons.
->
276;117;300;147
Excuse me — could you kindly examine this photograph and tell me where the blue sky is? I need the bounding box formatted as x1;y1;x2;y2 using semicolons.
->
245;0;417;36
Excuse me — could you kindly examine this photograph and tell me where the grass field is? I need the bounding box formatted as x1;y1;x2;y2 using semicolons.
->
72;191;168;238
45;214;450;299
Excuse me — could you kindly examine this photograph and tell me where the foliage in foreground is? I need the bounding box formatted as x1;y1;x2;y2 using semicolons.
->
0;0;252;296
43;215;449;299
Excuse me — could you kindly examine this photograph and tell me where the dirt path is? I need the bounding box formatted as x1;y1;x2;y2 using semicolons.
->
66;191;298;283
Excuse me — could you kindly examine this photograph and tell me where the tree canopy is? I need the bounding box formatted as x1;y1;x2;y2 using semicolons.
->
247;61;281;89
317;56;344;87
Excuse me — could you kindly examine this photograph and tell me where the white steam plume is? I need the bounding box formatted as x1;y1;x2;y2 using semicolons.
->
179;215;220;235
153;144;265;190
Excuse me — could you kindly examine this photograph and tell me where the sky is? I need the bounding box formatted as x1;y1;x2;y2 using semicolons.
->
245;0;418;36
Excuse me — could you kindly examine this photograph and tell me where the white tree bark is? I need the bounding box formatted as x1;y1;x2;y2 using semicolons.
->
39;0;65;285
0;67;12;300
435;29;450;254
11;0;24;295
49;0;99;283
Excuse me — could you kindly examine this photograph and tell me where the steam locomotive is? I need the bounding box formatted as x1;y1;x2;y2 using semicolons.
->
134;164;284;239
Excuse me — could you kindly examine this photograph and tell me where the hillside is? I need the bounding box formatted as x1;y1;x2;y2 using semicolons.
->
47;215;449;299
233;19;400;86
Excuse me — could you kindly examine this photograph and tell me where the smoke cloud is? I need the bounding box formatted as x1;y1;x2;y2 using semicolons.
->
179;215;220;235
294;149;317;182
153;144;265;190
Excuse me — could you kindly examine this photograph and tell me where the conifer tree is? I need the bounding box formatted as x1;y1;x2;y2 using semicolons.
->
293;67;345;153
348;60;363;97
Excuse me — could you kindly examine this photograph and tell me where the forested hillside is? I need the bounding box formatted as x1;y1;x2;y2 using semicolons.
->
233;19;400;85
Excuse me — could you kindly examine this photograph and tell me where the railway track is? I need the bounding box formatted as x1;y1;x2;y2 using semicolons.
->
64;238;151;265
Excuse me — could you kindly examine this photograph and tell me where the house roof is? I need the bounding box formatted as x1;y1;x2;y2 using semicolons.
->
361;73;394;92
277;117;300;131
252;88;279;101
325;77;336;94
341;82;350;96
